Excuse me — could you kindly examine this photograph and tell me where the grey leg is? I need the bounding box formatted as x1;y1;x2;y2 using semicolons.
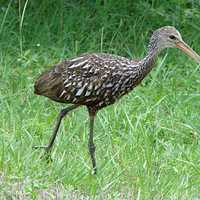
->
34;105;78;154
88;109;97;174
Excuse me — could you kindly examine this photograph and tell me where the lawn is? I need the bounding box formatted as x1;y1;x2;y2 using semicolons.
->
0;1;200;199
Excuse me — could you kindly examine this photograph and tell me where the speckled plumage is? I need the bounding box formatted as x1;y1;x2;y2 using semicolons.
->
34;26;200;174
34;53;155;110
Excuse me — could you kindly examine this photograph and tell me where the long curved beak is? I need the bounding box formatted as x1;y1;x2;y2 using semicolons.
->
176;41;200;64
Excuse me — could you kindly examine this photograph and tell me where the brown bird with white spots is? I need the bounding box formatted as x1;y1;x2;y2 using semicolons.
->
34;26;200;174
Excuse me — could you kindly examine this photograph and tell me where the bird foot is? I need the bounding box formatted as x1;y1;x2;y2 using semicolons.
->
33;145;53;162
93;168;97;175
33;145;49;149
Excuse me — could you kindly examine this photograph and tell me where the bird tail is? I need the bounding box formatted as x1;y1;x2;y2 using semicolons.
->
34;65;64;102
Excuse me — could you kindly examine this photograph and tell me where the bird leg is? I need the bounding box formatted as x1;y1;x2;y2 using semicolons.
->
33;105;78;155
88;108;97;174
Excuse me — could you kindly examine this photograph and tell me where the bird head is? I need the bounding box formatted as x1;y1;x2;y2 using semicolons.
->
149;26;200;64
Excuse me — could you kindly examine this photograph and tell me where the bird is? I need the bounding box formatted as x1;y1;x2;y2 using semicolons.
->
34;26;200;174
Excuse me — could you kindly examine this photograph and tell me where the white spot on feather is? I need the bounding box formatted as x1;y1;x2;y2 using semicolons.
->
75;85;86;96
65;95;71;100
94;84;100;90
82;64;91;69
89;68;93;73
98;101;104;106
85;90;91;96
70;56;84;62
64;79;69;85
77;81;82;88
96;90;100;95
59;90;67;98
72;98;77;103
64;82;72;88
68;60;88;69
106;83;113;88
88;83;93;90
68;64;77;69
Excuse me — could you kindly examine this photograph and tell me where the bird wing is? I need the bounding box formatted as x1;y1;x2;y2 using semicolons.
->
58;53;133;104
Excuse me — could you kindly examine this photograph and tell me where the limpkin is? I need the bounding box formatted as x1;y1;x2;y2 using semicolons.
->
34;26;200;174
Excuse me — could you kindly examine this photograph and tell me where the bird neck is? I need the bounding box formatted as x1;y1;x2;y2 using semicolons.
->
135;45;160;79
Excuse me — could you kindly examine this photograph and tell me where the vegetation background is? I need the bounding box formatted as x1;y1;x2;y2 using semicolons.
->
0;0;200;199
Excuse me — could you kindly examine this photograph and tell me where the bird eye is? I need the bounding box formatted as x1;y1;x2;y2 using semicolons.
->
169;35;176;40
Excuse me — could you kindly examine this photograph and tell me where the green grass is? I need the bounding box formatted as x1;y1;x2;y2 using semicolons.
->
1;1;200;199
